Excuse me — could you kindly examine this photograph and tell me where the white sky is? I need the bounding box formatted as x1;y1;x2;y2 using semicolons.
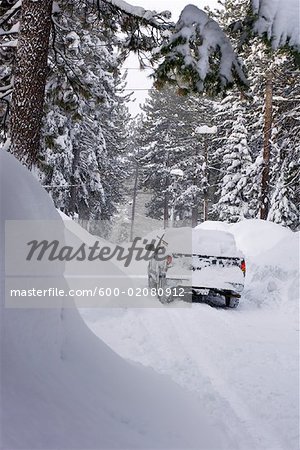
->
123;1;219;116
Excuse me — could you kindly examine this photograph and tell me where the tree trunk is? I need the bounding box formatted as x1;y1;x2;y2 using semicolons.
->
68;145;80;217
163;186;169;229
260;71;273;220
203;195;208;221
130;162;139;241
10;0;53;167
191;205;198;227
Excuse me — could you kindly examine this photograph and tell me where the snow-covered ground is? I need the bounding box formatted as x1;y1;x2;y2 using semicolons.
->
1;151;299;449
83;305;298;450
0;151;230;449
82;220;299;450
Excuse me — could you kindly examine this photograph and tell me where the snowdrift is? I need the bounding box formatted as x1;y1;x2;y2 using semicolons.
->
198;219;299;310
0;151;230;449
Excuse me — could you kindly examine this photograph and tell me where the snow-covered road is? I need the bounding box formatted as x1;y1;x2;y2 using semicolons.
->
82;298;298;450
82;220;299;450
62;207;299;449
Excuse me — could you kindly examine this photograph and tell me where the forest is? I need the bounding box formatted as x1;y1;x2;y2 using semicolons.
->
0;0;299;232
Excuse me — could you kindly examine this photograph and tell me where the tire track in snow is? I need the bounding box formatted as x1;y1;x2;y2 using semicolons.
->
84;298;295;450
166;306;286;450
117;307;258;449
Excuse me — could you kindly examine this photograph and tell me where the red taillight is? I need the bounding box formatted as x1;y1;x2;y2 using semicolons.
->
166;255;173;266
240;259;246;275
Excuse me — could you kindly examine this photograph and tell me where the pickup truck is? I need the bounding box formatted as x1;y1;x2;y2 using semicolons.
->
147;227;246;308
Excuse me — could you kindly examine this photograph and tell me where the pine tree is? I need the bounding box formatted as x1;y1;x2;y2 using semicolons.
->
1;0;172;165
270;62;300;230
217;111;252;221
138;86;215;225
0;0;20;144
268;159;299;229
2;0;299;167
153;4;247;95
38;4;131;222
209;0;299;228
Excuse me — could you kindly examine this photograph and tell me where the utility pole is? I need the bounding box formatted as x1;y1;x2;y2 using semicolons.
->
170;169;184;227
192;142;198;227
195;125;217;225
164;145;170;229
203;139;209;221
260;70;273;220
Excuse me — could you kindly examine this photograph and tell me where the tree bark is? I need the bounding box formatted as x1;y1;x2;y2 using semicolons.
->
163;184;169;229
68;145;80;217
10;0;53;167
260;71;273;220
130;162;139;241
191;205;198;227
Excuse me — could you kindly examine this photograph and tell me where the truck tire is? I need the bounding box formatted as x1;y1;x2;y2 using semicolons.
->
157;276;174;304
225;295;239;308
148;274;156;289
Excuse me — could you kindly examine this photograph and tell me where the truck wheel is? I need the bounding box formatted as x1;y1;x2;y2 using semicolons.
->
225;295;239;308
157;276;174;304
148;275;156;289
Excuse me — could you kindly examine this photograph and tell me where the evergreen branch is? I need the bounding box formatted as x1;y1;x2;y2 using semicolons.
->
0;0;21;28
97;0;174;30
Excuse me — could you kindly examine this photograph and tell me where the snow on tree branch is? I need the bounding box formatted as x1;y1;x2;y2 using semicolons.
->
153;5;248;95
96;0;173;30
252;0;300;49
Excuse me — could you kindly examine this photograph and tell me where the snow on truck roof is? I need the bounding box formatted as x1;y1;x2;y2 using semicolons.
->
160;227;242;258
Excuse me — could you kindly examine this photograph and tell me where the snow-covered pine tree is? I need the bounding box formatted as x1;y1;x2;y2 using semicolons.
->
100;72;132;220
153;4;248;96
176;102;217;225
138;87;179;225
253;0;300;50
208;0;299;226
3;0;299;169
268;159;299;229
217;111;252;221
39;3;130;222
137;85;216;225
2;0;173;166
267;61;300;229
0;1;19;144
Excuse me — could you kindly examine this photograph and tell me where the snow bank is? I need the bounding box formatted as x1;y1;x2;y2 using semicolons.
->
198;219;299;310
0;151;229;449
229;219;292;259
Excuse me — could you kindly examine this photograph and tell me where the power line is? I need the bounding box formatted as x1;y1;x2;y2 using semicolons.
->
122;88;154;91
121;67;153;70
